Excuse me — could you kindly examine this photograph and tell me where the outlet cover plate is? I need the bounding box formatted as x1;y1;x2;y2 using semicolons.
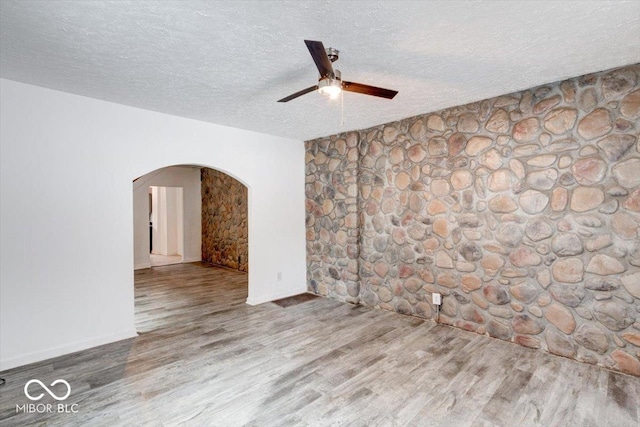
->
432;293;442;305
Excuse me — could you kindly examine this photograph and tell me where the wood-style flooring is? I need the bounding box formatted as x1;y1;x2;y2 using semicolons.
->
0;262;638;426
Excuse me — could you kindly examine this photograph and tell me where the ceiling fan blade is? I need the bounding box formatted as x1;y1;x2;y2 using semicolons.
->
304;40;334;78
342;81;398;99
277;85;318;102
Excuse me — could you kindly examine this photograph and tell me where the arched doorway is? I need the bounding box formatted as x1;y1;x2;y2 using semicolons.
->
132;164;250;272
132;164;251;332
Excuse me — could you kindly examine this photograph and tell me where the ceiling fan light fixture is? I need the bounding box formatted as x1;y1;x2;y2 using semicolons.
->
318;69;342;99
318;78;342;99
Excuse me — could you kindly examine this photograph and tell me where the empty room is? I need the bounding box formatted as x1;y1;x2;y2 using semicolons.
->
1;1;639;426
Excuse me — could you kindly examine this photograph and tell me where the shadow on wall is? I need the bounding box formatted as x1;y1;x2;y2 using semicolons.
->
305;63;640;377
201;168;249;272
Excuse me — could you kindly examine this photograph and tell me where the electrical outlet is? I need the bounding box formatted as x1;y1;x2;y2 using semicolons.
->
432;293;442;305
277;272;282;281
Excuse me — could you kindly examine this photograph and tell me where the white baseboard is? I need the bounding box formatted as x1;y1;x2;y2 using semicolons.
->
182;257;201;263
246;287;308;306
0;329;139;372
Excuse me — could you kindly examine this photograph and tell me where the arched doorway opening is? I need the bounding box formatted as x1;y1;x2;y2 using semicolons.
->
132;164;249;271
132;164;250;331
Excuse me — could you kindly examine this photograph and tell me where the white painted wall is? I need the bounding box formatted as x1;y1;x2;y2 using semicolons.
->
150;186;162;255
149;186;184;258
157;186;183;257
134;167;199;269
166;187;183;257
0;79;307;370
176;187;184;258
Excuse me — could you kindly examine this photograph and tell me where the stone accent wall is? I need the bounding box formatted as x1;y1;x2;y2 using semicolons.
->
201;168;248;272
306;134;361;303
305;64;640;377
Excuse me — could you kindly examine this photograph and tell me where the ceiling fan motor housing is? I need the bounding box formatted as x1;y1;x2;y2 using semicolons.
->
320;69;341;83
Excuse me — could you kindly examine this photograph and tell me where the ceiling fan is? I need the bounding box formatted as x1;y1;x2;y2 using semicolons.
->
277;40;398;102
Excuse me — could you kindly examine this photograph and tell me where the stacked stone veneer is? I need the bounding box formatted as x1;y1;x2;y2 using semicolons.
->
201;168;248;272
305;64;640;376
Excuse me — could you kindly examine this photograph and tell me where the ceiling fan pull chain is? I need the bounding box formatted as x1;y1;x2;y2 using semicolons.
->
341;88;345;128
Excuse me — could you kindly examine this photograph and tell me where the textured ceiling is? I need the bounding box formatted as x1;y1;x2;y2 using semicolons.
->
1;1;639;141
